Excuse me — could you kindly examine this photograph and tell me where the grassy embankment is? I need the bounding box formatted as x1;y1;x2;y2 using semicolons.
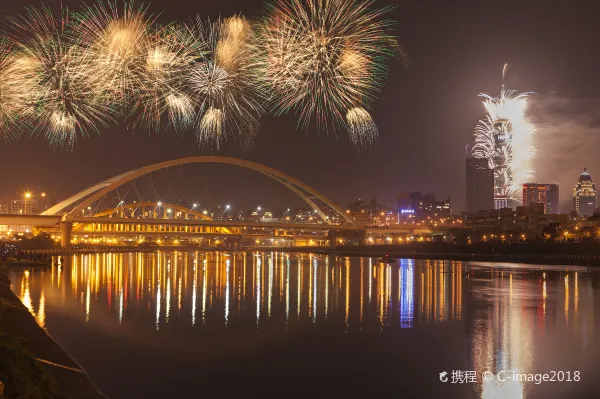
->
0;262;106;399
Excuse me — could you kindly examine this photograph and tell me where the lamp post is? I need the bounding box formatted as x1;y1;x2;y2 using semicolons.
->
222;204;231;220
40;192;47;211
190;203;198;219
24;192;32;215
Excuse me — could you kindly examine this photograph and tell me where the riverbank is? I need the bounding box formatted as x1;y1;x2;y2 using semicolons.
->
0;263;107;399
275;243;600;267
18;242;600;267
1;258;51;268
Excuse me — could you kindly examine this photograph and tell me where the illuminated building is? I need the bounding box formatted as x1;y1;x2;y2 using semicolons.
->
466;158;494;213
294;208;319;223
471;65;535;210
11;199;38;215
522;183;559;214
260;211;281;223
573;168;597;217
397;192;451;219
515;203;546;230
347;198;390;226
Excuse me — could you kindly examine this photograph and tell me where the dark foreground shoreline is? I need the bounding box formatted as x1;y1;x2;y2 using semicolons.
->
0;262;107;399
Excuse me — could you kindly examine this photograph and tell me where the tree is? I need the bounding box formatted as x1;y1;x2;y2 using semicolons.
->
542;222;562;242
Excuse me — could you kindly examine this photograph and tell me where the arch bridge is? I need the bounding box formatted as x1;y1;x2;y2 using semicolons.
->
34;157;354;248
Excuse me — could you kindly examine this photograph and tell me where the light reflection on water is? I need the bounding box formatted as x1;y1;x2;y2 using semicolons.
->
17;252;463;331
10;252;599;399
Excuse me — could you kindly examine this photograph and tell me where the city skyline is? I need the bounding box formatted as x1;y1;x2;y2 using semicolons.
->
1;0;599;213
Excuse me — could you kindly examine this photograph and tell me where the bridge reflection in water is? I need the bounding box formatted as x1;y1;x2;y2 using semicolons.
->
15;252;464;332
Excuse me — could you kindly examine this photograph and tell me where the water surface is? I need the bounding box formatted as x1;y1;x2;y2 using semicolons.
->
10;252;599;398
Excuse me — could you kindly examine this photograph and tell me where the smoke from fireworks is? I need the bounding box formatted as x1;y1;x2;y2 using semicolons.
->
0;1;402;150
257;0;400;148
472;66;535;203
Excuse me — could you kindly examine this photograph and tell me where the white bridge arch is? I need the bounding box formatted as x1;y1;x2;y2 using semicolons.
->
43;156;352;225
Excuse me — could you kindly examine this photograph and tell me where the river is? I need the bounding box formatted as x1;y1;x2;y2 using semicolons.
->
9;251;600;398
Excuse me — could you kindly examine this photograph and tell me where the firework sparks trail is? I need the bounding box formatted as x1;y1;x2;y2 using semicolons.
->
472;65;535;203
256;0;400;148
346;107;378;150
0;40;30;141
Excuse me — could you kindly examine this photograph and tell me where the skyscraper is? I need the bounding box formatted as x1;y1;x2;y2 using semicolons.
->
471;64;535;209
573;168;597;217
466;158;494;213
522;183;559;214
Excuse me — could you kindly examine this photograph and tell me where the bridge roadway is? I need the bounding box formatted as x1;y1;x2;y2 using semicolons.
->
66;217;360;230
0;214;437;249
0;214;357;230
0;214;434;233
0;214;61;228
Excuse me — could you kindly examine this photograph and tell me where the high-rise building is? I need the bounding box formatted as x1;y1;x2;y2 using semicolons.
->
466;158;494;213
471;65;534;208
573;168;597;217
522;183;559;214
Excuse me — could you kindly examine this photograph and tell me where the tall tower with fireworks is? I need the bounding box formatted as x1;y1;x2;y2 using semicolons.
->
471;64;535;209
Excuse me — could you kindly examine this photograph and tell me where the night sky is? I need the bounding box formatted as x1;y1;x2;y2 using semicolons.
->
2;0;600;213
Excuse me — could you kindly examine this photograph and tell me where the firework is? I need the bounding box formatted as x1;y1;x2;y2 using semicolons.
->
346;107;378;149
0;1;401;150
136;24;198;131
6;6;115;148
472;65;535;204
179;16;264;148
257;0;399;146
72;1;153;107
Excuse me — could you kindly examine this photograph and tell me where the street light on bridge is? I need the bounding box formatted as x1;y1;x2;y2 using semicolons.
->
221;204;231;220
23;192;32;216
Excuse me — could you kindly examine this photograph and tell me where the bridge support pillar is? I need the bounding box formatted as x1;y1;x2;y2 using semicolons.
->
60;222;73;249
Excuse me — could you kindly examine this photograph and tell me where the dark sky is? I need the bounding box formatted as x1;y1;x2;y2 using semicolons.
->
2;0;600;213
